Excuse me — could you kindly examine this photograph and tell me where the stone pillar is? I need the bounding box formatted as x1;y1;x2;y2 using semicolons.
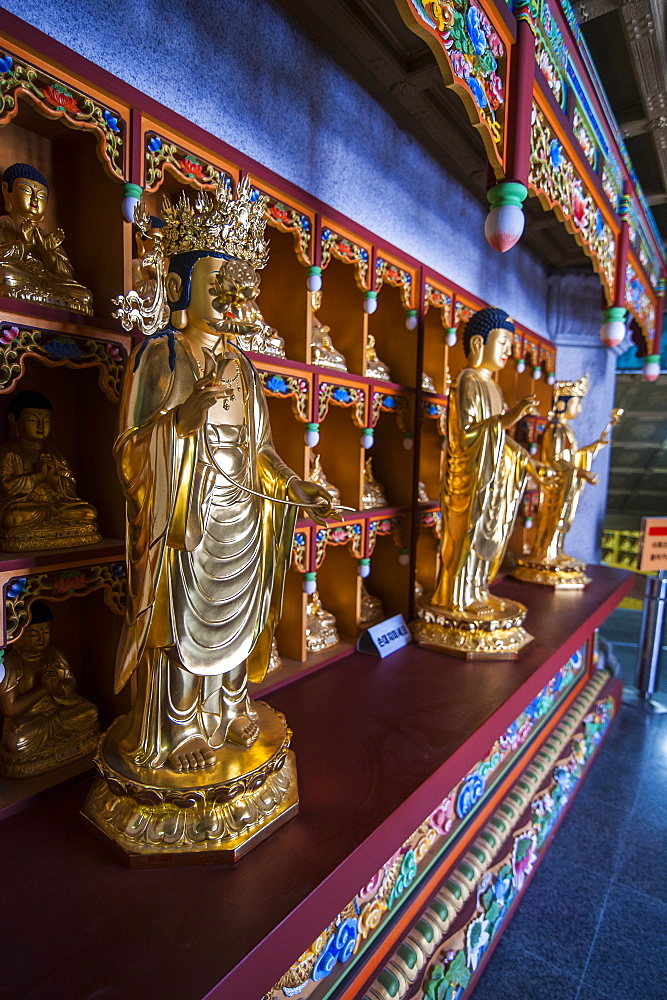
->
547;272;618;564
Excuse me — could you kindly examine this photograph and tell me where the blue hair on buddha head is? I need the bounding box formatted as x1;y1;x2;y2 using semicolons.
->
2;162;49;192
148;216;165;230
167;250;228;311
463;307;514;357
9;389;53;418
28;600;53;625
133;250;229;374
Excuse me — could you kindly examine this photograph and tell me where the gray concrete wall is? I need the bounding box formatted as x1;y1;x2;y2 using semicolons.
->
4;0;549;332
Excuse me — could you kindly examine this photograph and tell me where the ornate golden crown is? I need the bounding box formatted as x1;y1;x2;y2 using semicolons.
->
554;373;589;398
147;177;270;269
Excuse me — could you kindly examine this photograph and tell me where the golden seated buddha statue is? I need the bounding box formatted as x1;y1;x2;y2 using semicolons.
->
311;315;347;371
0;601;99;778
268;636;282;673
309;453;341;505
362;457;388;509
365;335;391;381
0;390;101;551
417;481;431;503
359;581;385;629
305;590;340;652
0;162;92;314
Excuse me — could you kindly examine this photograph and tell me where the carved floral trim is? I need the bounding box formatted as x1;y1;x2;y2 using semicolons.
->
375;259;413;310
529;103;615;297
144;133;232;192
320;229;369;289
370;391;409;431
318;382;367;426
259;371;310;422
0;324;127;402
315;522;363;569
268;648;591;999
424;284;453;327
368;516;405;554
0;50;124;179
396;0;507;162
4;563;127;646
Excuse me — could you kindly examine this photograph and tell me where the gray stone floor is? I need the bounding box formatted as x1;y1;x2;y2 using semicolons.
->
470;608;667;1000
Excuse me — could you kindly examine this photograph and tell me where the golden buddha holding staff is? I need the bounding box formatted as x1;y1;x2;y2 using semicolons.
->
414;307;556;659
83;180;337;862
514;374;622;588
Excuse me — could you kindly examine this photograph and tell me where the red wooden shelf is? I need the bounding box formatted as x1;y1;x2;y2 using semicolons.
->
0;565;632;1000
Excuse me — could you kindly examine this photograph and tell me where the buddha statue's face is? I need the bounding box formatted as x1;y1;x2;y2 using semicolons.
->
478;327;513;372
11;407;52;443
564;396;583;421
16;620;51;657
3;177;48;223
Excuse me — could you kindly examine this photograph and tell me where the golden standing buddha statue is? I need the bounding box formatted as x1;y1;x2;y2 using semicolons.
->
0;601;98;778
414;307;556;658
0;162;92;313
82;180;338;862
0;390;101;551
513;375;622;588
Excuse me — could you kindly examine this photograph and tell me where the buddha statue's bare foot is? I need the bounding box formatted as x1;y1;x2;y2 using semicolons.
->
226;715;260;747
167;736;217;772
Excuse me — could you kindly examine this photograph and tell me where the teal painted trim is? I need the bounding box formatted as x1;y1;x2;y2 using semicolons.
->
486;181;528;210
602;306;627;322
122;182;143;199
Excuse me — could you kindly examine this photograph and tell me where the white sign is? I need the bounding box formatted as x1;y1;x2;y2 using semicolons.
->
357;614;412;658
637;517;667;573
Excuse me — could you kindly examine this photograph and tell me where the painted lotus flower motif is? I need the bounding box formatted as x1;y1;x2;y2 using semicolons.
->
466;914;491;971
467;75;488;108
179;156;206;181
43;84;79;112
45;337;84;359
147;135;162;153
0;325;19;345
466;6;487;55
358;868;384;900
488;71;504;109
0;54;13;74
332;386;352;403
429;793;454;835
571;179;588;229
266;374;289;394
269;202;291;223
450;50;470;79
512;831;537;891
105;343;122;361
488;31;504;57
549;139;563;170
103;109;120;133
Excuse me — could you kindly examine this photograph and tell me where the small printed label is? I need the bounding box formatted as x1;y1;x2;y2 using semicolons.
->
357;614;412;658
638;517;667;572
